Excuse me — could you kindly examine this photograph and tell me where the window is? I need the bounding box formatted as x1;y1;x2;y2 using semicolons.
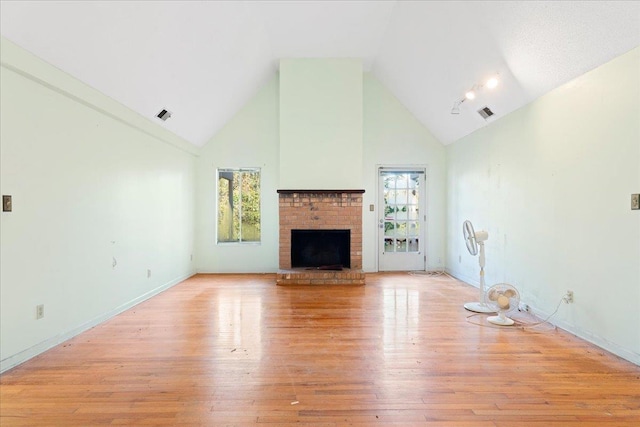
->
217;168;261;243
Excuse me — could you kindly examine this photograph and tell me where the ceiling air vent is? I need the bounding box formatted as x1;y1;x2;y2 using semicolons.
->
156;109;172;121
478;106;494;120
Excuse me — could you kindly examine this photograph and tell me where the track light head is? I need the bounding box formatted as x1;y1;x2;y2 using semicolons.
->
486;77;499;89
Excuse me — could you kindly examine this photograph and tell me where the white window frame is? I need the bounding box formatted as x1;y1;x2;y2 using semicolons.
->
216;167;261;245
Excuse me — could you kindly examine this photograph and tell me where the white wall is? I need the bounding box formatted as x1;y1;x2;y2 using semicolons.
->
196;77;280;273
446;47;640;364
279;59;363;190
0;38;197;371
362;74;447;272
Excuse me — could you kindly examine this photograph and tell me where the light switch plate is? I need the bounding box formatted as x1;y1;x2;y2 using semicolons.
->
2;195;11;212
632;194;640;210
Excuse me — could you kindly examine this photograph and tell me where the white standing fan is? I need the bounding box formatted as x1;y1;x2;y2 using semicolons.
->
462;220;495;313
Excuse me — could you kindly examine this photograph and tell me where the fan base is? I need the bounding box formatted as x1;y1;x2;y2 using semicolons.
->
488;315;515;326
464;302;495;313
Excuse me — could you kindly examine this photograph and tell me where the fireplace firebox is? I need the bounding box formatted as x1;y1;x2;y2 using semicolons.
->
291;229;350;269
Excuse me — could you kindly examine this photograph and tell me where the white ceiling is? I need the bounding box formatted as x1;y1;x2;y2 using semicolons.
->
1;1;639;147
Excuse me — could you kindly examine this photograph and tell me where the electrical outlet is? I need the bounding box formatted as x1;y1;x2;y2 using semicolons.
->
564;290;574;304
632;194;639;210
518;302;530;312
36;304;44;319
147;269;151;278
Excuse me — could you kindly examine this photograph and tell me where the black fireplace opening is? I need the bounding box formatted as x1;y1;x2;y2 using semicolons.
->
291;229;350;269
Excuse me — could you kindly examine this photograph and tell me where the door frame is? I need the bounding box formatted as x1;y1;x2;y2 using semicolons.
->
376;164;429;272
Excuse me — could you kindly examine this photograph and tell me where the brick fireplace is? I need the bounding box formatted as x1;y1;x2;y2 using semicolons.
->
276;190;365;285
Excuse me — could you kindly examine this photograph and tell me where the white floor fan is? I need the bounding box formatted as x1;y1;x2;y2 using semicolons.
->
462;220;495;313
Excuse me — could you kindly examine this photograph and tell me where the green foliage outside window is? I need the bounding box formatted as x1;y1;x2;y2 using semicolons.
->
217;169;261;243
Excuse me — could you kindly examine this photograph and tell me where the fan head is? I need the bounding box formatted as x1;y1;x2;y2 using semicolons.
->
463;220;478;256
474;230;488;243
484;283;520;326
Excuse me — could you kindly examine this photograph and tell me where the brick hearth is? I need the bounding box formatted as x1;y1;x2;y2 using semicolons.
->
277;190;365;285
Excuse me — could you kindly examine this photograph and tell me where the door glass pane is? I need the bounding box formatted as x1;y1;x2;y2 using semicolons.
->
384;238;395;252
396;208;407;220
396;222;407;237
407;221;419;237
396;189;408;204
384;221;395;236
407;205;419;220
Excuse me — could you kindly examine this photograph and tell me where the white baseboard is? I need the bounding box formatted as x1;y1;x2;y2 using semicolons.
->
445;268;479;287
525;305;640;366
0;271;195;373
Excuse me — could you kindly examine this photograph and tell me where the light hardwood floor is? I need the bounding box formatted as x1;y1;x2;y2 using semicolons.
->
1;273;639;426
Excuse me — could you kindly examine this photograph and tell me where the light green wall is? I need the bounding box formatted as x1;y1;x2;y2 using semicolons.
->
195;70;447;273
446;47;640;364
196;77;280;272
279;59;363;189
0;38;197;371
362;73;446;272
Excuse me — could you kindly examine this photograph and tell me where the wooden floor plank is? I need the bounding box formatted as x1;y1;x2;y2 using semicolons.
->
1;273;639;425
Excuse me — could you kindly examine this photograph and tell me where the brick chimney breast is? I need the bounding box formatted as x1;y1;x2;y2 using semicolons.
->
276;189;365;285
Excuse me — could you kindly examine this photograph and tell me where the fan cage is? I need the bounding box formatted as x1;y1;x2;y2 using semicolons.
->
484;283;520;314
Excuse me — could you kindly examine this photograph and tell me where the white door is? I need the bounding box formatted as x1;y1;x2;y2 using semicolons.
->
378;168;426;271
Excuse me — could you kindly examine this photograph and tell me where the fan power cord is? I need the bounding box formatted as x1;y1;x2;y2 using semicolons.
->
465;295;566;332
517;295;565;329
409;268;446;277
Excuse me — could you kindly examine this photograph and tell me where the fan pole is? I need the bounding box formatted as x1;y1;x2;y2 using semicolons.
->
479;240;486;301
463;240;495;313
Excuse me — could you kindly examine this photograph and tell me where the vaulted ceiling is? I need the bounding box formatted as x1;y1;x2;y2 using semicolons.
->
1;1;639;147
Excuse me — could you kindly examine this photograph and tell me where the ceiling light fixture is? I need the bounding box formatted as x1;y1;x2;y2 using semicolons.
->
451;74;499;115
